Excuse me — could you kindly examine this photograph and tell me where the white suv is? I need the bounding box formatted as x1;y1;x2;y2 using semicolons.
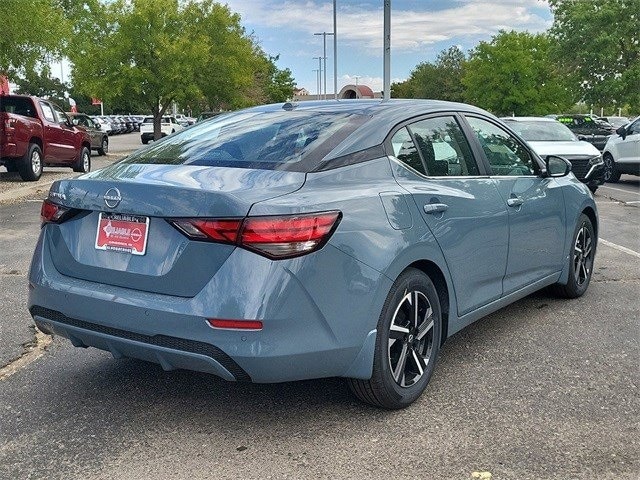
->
140;116;184;144
602;116;640;182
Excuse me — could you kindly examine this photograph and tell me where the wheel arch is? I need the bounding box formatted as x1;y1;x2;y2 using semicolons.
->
29;136;43;150
405;260;450;347
582;206;598;239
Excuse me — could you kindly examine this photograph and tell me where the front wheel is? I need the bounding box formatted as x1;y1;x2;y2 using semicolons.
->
97;137;108;156
73;147;91;173
602;153;621;183
552;214;596;299
18;143;43;181
347;268;442;409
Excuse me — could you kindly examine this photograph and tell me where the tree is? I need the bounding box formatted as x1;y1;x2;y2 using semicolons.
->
0;0;69;77
391;46;466;102
462;30;573;115
14;66;68;105
549;0;640;111
69;0;276;139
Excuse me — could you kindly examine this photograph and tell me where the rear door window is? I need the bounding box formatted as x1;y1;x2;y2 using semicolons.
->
39;102;55;122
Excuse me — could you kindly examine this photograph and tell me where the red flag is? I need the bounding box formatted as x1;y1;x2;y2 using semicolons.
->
68;97;78;113
91;97;102;105
0;76;10;95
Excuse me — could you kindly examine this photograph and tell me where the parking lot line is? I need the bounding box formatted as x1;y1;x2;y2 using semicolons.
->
599;185;640;196
600;239;640;258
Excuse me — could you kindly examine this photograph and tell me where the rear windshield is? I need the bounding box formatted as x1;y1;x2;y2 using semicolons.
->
505;120;577;142
122;111;368;172
0;97;36;118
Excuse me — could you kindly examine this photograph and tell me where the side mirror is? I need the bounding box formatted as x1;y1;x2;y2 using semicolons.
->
616;125;627;140
545;155;571;177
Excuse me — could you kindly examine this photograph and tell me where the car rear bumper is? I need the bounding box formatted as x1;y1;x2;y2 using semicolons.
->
28;233;388;383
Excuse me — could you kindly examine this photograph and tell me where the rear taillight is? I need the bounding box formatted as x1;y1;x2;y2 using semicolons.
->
40;199;75;226
207;319;263;330
170;211;341;259
4;118;16;129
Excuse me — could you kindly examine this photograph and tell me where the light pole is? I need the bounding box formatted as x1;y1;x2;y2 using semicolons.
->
314;32;334;100
333;0;338;99
313;57;323;98
383;0;390;101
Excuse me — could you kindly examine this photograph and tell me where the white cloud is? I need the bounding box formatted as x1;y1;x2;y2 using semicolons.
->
226;0;552;53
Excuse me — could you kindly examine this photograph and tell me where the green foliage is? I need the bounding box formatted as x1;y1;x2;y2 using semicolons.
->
14;66;68;104
549;0;640;110
68;0;293;138
0;0;69;76
462;31;573;115
391;46;466;102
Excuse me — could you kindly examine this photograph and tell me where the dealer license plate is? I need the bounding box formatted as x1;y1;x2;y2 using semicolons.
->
95;212;149;256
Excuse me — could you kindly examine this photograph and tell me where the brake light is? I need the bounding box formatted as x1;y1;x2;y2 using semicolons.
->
170;211;341;259
40;199;72;225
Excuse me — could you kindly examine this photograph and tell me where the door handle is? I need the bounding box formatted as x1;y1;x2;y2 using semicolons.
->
423;203;448;214
507;197;524;207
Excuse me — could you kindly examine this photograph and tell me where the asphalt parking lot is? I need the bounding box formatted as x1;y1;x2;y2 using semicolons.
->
0;137;638;479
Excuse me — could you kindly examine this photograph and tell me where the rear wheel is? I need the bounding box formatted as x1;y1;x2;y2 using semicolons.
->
97;137;108;156
73;147;91;173
18;143;43;181
552;214;595;298
588;186;598;194
603;153;621;183
347;268;441;409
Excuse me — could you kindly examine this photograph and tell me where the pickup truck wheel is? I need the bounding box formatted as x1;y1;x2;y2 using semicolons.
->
18;144;43;181
97;137;108;156
73;147;91;173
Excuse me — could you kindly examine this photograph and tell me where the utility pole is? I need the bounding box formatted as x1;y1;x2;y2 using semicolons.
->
383;0;391;101
315;32;335;100
355;76;360;86
313;57;323;98
333;0;338;99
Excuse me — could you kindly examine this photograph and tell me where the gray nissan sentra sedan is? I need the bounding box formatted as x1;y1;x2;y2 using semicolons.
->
29;100;597;409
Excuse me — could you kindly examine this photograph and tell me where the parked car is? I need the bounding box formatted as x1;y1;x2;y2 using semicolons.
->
29;100;598;409
90;116;113;136
0;94;91;180
602;116;640;182
502;117;604;192
554;114;616;151
68;113;109;156
139;116;184;144
175;113;195;126
600;116;630;129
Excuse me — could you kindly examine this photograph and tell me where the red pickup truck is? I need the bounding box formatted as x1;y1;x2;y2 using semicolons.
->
0;94;92;181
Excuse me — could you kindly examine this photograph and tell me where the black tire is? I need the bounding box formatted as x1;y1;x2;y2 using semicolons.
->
141;137;149;145
73;147;91;173
18;143;43;181
588;186;598;194
602;153;621;183
347;268;442;409
552;214;595;299
97;137;108;156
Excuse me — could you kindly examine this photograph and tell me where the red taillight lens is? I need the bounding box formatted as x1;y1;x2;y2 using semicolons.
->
241;212;341;258
170;211;341;259
40;199;71;225
207;319;263;330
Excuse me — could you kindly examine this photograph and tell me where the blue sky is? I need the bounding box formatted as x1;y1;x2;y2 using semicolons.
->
225;0;553;93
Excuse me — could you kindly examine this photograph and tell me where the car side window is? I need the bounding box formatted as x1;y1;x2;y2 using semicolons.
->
628;119;640;135
39;102;55;122
408;116;480;177
466;116;538;176
390;127;426;175
52;106;68;125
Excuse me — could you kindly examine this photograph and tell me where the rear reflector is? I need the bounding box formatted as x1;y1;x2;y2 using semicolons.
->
170;211;341;259
207;319;263;330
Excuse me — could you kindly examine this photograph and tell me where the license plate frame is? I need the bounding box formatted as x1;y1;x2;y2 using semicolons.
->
95;212;150;256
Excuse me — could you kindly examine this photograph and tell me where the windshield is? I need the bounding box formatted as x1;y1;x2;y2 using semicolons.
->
121;111;368;172
506;120;577;142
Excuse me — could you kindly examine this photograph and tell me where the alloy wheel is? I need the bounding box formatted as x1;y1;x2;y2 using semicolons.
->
603;155;613;182
573;224;593;286
31;150;41;174
83;151;90;171
388;290;435;388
